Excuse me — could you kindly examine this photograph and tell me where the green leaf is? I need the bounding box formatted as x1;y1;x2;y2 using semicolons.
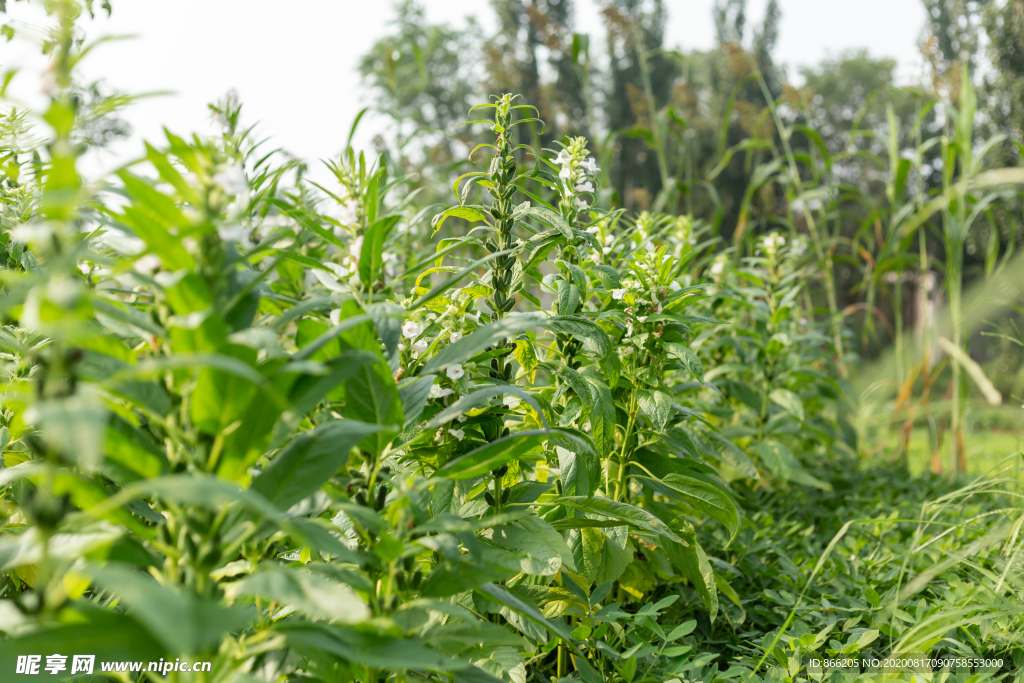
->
87;563;253;653
0;610;164;672
476;583;578;645
251;420;386;510
556;441;589;498
665;342;704;384
226;565;369;623
557;280;581;316
638;389;673;431
754;440;831;491
511;204;573;240
665;535;718;622
550;496;684;543
423;385;546;430
640;473;739;542
769;388;805;421
336;302;403;455
432;206;488;234
704;432;759;479
360;214;401;284
190;345;259;435
399;375;436;429
279;622;466;671
579;526;634;585
472;646;527;683
556;365;615;458
482;516;574;576
549;316;611;358
435;430;548;480
422;313;546;375
454;666;509;683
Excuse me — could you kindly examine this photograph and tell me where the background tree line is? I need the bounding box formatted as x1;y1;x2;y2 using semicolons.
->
358;0;1024;378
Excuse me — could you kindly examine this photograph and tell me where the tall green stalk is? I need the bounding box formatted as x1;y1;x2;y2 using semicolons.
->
752;65;848;378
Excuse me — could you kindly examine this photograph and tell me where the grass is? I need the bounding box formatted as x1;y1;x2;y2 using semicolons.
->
904;427;1024;478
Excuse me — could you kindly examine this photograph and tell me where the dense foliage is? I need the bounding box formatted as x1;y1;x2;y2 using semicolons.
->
0;2;1023;683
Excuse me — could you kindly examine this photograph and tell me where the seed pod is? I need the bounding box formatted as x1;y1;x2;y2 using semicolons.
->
484;491;495;506
354;490;368;507
501;488;511;504
403;555;415;572
495;465;509;478
411;570;424;590
375;484;387;510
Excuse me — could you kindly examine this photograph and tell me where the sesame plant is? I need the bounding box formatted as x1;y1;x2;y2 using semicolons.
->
693;233;854;490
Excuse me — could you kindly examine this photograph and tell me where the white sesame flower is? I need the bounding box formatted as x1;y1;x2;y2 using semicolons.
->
575;197;589;210
398;343;406;352
669;280;681;292
325;262;350;279
585;226;601;234
555;151;572;166
446;364;465;380
612;288;626;300
449;331;463;344
213;164;247;196
503;395;521;409
637;316;648;323
762;233;786;256
349;235;364;263
465;312;481;325
217;224;248;243
583;157;600;174
335;198;358;225
430;384;454;399
135;254;162;275
602;246;612;255
402;321;423;338
575;181;595;193
412;339;429;355
604;233;615;246
710;259;726;276
382;251;399;278
559;167;572;180
448;428;465;441
621;346;633;356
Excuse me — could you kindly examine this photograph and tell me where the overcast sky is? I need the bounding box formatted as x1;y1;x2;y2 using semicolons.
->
4;0;928;175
